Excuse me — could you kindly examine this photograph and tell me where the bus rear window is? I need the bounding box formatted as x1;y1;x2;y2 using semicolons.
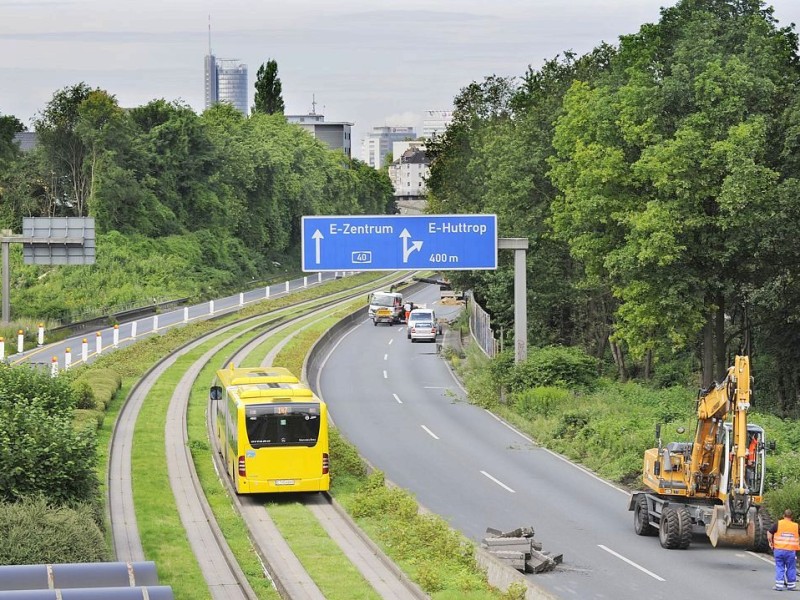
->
245;403;321;447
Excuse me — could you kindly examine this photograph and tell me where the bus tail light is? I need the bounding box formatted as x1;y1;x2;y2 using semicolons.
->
238;456;246;477
322;453;330;475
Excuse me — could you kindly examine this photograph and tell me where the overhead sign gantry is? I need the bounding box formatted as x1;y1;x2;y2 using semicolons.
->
300;214;497;272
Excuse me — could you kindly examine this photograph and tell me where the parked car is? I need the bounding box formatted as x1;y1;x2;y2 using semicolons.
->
407;308;439;342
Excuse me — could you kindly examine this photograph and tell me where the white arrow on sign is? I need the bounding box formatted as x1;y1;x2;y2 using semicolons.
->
400;228;423;263
312;229;324;264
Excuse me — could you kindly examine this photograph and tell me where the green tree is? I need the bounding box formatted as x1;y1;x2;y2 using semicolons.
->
34;83;98;216
548;0;800;386
253;59;285;115
0;114;24;166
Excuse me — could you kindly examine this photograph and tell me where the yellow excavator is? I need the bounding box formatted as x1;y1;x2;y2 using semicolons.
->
628;355;773;550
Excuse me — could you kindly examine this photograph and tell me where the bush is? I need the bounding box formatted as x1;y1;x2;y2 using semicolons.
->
72;379;97;410
507;346;597;392
74;408;105;431
0;401;99;505
350;472;419;521
86;368;122;409
512;386;570;418
0;364;77;413
0;497;109;564
764;480;800;522
329;429;366;481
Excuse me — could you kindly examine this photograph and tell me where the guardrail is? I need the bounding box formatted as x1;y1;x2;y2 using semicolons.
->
49;298;190;337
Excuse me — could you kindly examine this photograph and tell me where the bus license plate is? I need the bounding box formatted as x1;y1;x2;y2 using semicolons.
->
275;480;295;486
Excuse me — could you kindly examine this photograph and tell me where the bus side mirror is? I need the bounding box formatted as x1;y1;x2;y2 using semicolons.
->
210;385;223;401
768;440;777;452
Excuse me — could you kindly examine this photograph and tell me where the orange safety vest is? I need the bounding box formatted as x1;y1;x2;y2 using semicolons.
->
774;519;800;551
747;437;758;462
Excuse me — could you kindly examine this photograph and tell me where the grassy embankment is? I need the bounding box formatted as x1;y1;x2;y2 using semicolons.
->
88;272;513;599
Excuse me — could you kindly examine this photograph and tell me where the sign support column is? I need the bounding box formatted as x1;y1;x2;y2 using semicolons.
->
499;238;529;364
1;231;10;325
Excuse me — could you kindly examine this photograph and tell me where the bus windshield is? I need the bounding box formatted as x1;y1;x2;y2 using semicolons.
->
245;403;321;447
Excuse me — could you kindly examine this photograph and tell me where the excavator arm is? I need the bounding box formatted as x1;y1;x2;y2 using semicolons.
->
688;355;751;497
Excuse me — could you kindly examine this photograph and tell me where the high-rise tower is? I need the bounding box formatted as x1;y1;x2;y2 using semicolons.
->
204;18;248;115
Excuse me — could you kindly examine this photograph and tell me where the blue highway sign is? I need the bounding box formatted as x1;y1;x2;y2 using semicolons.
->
301;214;497;272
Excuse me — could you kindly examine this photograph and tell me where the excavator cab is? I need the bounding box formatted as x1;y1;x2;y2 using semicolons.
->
719;423;766;499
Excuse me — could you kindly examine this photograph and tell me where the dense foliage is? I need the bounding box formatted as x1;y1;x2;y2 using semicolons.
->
0;497;109;565
427;0;800;412
0;90;394;321
253;59;286;115
0;365;99;505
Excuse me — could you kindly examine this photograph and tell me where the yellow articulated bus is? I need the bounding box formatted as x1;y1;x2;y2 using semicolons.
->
209;365;330;494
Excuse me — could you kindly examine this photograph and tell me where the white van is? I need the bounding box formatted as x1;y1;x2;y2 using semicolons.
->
407;308;439;342
369;291;404;325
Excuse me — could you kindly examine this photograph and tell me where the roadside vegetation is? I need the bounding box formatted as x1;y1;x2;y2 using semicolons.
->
445;315;800;520
4;0;800;597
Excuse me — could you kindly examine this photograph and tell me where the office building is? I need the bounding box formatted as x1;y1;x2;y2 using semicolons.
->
204;23;248;115
422;110;453;139
286;112;354;158
360;126;416;170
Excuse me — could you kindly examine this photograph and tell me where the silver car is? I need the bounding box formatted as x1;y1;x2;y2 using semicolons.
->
407;309;438;342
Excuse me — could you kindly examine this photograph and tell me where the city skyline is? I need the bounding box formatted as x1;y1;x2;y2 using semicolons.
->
3;0;800;145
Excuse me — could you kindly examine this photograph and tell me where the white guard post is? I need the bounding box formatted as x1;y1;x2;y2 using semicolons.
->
82;339;88;363
113;324;119;348
16;329;23;354
38;323;44;346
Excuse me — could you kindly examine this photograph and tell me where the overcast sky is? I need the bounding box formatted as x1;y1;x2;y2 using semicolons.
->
2;0;800;152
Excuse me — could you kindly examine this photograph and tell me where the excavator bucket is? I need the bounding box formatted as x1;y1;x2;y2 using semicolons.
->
707;506;756;548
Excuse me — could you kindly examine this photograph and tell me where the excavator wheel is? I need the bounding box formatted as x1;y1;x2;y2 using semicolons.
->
659;505;692;549
753;508;774;552
634;496;657;536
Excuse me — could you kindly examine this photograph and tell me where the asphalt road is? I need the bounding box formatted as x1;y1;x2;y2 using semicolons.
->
318;284;778;599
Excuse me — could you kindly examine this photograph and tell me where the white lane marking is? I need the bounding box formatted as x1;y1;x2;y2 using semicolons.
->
393;393;402;404
384;354;388;361
421;425;439;439
388;338;393;345
598;545;665;581
480;470;515;493
383;370;388;379
484;410;629;496
746;550;775;565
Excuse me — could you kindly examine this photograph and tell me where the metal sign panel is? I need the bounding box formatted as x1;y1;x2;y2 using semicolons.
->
301;214;497;272
22;217;95;265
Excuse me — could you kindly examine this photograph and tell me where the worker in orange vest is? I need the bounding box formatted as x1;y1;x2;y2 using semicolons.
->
768;509;800;591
